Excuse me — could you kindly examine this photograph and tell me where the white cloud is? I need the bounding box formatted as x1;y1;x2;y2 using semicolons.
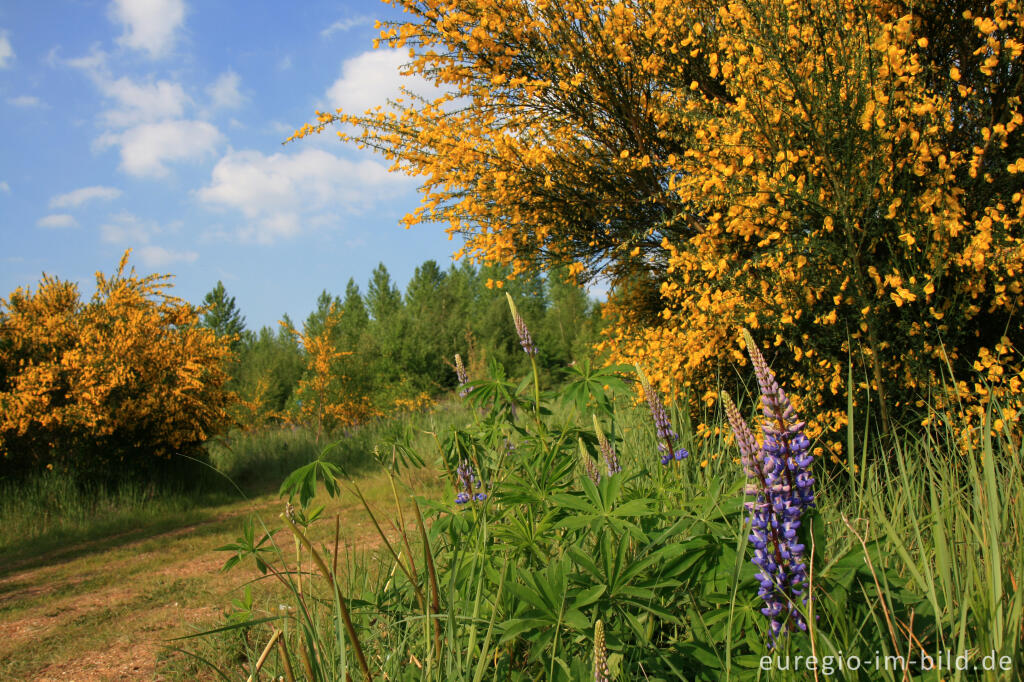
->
206;70;243;110
0;30;13;69
8;95;45;108
198;147;411;243
109;0;186;59
0;181;9;193
321;16;374;38
67;48;216;177
100;211;154;243
97;119;223;177
68;49;191;127
37;214;79;229
101;76;190;127
66;47;106;73
136;245;198;266
98;213;196;266
50;186;123;208
326;49;438;115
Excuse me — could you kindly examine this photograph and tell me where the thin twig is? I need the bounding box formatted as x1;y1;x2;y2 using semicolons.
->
245;628;282;682
276;633;296;682
840;514;902;654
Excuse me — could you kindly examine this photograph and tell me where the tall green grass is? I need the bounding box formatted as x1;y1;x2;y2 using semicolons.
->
1;402;470;566
206;401;472;489
0;471;225;563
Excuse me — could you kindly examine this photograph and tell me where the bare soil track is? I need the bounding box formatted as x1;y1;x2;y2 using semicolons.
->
0;468;437;681
0;498;282;681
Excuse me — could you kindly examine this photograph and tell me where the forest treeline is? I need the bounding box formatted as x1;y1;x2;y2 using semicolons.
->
210;259;602;434
0;253;601;481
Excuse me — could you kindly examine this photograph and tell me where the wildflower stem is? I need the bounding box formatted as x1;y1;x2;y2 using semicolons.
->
530;354;541;421
281;513;373;680
413;499;443;661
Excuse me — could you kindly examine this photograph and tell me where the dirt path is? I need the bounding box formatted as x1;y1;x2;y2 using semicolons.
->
0;491;393;681
0;498;267;680
0;467;442;681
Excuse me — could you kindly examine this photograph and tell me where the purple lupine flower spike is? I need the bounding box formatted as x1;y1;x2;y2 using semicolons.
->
721;330;816;647
593;415;622;476
742;329;815;512
455;353;472;397
505;293;538;356
722;392;764;498
636;365;689;464
455;459;487;505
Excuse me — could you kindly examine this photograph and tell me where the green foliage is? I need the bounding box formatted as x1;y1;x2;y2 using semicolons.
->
230;323;304;420
231;258;602;429
204;345;1024;681
365;262;402;322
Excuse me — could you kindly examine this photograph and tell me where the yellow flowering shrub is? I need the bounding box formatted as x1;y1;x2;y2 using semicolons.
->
282;303;382;440
296;0;1024;449
393;392;434;413
0;252;233;476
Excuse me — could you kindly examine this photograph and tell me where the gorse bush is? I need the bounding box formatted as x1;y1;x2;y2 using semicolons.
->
294;0;1024;454
0;251;233;479
202;301;1023;680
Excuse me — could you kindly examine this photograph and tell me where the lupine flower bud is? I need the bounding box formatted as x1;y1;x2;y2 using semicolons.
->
454;353;472;397
506;293;538;356
580;438;601;485
593;415;622;476
636;365;689;465
594;619;610;682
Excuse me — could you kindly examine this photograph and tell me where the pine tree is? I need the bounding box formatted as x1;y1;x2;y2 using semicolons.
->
366;263;402;322
202;281;247;349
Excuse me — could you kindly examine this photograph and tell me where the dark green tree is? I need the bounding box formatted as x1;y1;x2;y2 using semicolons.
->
402;260;458;388
303;290;343;343
366;263;402;322
539;268;598;366
339;278;369;346
232;321;305;419
201;281;248;349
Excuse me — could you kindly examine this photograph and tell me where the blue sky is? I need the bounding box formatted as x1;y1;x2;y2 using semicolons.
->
0;0;464;331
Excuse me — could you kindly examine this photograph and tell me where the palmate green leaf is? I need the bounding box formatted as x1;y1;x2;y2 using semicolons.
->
463;356;529;416
678;641;723;668
567;546;602;580
561;607;589;631
701;595;760;643
551;492;597;513
491;507;563;562
380;440;425;471
278;452;344;508
570;584;606;610
559;359;632;415
278;460;317;505
498;617;552;643
215;516;277;574
506;582;555;614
